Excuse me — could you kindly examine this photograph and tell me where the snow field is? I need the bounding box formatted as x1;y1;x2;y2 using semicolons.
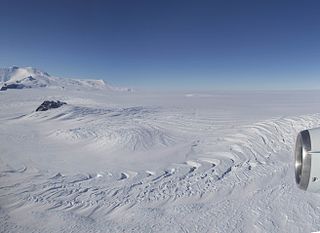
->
1;88;320;232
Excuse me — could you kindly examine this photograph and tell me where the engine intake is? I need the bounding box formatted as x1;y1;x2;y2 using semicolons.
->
295;128;320;192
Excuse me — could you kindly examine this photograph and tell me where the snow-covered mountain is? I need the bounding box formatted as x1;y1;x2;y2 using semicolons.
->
0;66;131;91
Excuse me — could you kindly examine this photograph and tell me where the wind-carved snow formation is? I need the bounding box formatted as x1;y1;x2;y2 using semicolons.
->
1;72;320;232
0;66;131;91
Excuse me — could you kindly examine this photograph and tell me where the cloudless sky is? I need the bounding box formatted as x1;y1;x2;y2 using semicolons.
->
0;0;320;90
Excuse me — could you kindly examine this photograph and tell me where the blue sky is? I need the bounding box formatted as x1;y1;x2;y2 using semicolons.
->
0;0;320;90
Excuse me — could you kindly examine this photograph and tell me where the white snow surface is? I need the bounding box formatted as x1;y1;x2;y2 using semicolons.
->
1;87;320;232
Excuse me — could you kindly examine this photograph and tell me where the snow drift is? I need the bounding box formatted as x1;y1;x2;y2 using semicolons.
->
1;86;320;232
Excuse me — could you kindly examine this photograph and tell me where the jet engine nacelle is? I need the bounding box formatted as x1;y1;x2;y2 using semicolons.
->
295;128;320;192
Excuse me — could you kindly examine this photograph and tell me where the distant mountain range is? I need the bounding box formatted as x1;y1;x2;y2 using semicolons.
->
0;66;131;91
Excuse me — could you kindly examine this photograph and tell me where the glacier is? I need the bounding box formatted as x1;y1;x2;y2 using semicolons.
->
1;68;320;232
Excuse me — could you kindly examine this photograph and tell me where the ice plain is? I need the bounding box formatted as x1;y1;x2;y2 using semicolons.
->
2;85;320;232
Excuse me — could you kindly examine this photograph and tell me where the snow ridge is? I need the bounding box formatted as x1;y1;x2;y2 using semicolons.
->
2;110;320;232
2;89;320;232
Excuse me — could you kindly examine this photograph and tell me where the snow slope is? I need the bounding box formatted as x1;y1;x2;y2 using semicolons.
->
0;66;131;91
1;88;320;232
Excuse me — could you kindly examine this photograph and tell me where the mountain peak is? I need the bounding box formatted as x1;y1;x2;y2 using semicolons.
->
0;66;131;92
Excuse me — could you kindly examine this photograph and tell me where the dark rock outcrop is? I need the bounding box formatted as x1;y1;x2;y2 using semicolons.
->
36;100;67;111
0;85;7;91
5;83;25;89
0;83;25;91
